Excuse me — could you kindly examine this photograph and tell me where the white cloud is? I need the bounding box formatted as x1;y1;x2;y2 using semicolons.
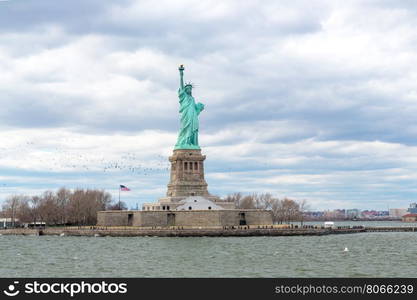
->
0;0;417;210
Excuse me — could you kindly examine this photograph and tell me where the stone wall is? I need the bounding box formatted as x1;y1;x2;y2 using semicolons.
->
0;227;370;237
97;209;273;227
171;211;221;227
97;211;132;226
219;210;239;226
135;211;168;227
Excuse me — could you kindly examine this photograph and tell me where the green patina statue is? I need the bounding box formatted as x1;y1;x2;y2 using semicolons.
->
174;65;205;150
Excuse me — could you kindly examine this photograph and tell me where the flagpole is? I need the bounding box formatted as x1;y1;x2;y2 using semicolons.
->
118;186;121;210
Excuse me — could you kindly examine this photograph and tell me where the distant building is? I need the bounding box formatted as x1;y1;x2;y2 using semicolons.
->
361;210;388;219
389;208;408;218
402;214;417;222
304;211;324;220
0;218;19;228
361;210;377;219
407;203;417;214
322;209;346;220
345;209;360;219
379;211;389;217
24;222;46;228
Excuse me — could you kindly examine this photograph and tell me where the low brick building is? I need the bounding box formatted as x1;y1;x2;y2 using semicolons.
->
402;213;417;222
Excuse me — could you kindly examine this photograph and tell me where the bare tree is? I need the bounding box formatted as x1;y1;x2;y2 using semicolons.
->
297;199;309;226
225;192;279;210
67;189;112;225
28;196;41;224
2;195;25;227
282;198;300;223
224;193;243;208
254;193;275;209
107;201;128;211
38;191;61;225
15;197;32;223
56;187;71;224
271;198;284;224
2;188;113;226
239;195;256;209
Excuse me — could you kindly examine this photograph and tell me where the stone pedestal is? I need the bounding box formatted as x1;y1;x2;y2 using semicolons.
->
142;149;235;210
166;149;209;198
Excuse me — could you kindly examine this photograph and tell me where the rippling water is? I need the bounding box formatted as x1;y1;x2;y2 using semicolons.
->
1;230;416;277
299;220;414;227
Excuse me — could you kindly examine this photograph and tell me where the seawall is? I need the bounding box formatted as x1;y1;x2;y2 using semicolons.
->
0;226;365;237
2;226;416;237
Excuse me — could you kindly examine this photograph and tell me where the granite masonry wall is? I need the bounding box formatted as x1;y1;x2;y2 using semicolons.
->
97;210;273;227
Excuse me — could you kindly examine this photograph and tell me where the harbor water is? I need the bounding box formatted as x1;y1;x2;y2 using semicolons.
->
1;223;416;277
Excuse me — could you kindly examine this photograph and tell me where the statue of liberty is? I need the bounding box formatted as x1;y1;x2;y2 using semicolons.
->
174;65;205;150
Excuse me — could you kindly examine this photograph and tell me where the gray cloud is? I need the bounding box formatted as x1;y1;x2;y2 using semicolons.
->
1;0;417;209
0;0;122;33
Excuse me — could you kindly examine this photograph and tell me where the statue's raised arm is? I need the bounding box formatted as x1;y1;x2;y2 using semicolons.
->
179;64;185;90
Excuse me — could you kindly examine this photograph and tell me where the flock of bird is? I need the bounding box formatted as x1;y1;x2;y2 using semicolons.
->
0;141;171;176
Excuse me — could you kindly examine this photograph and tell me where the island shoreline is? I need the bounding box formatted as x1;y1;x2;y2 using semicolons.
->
1;226;415;237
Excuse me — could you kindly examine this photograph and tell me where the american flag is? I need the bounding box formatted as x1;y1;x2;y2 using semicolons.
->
120;185;131;191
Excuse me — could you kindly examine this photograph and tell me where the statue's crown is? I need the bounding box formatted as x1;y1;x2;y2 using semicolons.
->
184;82;193;88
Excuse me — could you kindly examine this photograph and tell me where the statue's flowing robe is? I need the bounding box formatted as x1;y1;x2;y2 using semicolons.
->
175;87;203;149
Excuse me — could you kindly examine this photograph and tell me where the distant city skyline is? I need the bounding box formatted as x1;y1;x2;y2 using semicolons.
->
1;0;417;210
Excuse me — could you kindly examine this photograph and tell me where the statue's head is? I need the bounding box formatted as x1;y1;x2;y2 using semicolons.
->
184;83;193;95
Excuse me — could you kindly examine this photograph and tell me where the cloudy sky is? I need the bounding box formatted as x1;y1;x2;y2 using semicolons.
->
0;0;416;210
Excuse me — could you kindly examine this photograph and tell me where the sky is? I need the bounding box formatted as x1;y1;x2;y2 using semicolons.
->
0;0;417;210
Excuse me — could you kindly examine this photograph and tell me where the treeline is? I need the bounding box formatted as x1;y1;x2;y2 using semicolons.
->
224;193;308;224
0;188;121;226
